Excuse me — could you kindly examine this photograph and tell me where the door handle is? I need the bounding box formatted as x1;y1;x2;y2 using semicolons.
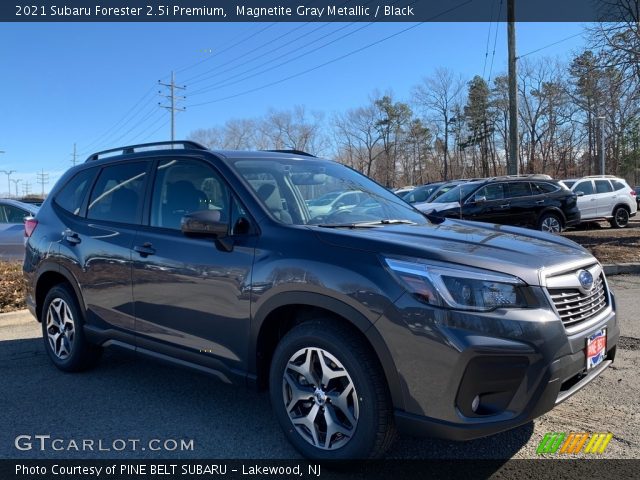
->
63;229;81;245
134;242;156;257
499;203;510;209
536;200;545;205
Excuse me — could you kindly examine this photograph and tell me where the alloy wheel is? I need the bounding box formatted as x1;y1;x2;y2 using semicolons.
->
46;298;75;360
282;347;359;450
541;215;561;233
614;208;629;227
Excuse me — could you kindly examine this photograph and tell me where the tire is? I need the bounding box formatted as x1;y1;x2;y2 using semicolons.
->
41;284;102;372
609;206;629;228
269;319;396;459
538;213;562;233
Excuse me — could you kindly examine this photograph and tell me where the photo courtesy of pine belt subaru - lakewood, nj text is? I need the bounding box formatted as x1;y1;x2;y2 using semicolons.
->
23;141;618;459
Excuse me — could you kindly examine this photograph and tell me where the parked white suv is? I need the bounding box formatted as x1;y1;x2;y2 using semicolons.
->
560;176;637;228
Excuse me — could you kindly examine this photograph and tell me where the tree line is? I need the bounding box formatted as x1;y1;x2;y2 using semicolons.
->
190;22;640;188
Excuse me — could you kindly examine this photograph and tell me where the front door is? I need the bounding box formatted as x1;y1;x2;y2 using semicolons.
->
131;157;256;376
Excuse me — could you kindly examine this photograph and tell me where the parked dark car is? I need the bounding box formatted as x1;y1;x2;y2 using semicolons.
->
0;198;39;260
24;142;616;459
400;182;444;204
415;176;581;233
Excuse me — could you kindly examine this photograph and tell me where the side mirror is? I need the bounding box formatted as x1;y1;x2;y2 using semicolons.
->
575;191;584;197
181;210;228;237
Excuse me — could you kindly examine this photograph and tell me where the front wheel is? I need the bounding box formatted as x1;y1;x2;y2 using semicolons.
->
609;207;629;228
538;213;562;233
269;320;395;459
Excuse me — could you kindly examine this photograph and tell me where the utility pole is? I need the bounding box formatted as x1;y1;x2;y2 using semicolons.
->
597;116;606;175
36;169;49;197
159;71;186;143
0;169;16;198
22;181;31;196
71;143;78;166
507;0;519;175
10;178;21;198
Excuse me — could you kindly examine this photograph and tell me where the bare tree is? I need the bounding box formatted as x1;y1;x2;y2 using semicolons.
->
412;68;465;180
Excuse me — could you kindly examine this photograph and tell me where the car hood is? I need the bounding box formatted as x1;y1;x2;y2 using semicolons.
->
312;219;594;286
414;201;459;213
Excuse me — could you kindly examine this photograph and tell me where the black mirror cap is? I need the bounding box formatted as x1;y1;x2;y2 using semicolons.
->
181;210;228;237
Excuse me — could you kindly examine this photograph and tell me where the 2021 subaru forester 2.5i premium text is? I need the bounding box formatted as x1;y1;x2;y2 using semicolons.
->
23;141;618;459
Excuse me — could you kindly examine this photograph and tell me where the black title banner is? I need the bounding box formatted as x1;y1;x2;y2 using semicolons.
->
2;459;639;480
3;0;640;22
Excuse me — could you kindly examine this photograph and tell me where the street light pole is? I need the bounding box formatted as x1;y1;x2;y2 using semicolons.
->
597;116;605;175
0;169;16;198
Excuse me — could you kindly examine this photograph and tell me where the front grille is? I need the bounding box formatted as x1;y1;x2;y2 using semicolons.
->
548;274;608;328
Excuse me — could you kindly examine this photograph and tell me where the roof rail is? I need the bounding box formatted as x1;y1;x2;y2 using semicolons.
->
263;149;316;157
584;175;617;179
86;140;207;162
490;174;553;180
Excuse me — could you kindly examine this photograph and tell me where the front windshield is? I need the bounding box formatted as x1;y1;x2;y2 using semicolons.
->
232;159;428;227
435;182;481;203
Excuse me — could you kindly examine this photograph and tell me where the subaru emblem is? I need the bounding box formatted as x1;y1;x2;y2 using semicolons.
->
578;270;594;291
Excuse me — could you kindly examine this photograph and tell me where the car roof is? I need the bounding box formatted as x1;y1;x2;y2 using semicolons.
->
0;198;39;213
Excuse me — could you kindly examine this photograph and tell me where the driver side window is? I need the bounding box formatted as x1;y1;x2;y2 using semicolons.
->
150;158;229;231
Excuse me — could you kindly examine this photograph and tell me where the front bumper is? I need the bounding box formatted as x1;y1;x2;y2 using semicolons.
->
377;290;619;441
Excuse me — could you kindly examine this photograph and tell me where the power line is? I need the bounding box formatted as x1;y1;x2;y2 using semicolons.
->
518;32;584;60
76;86;156;155
188;22;426;108
482;0;498;80
189;22;371;97
487;0;504;84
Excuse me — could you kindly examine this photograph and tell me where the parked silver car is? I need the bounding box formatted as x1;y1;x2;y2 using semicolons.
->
560;176;637;228
0;199;39;260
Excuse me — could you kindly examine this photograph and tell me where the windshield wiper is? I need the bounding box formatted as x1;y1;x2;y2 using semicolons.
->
317;219;416;229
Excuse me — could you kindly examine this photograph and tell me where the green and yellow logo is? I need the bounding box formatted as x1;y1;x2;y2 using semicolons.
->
536;432;613;455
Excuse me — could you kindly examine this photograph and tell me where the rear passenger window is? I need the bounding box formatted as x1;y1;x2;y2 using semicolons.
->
507;182;532;198
54;168;98;216
533;182;559;194
611;180;626;191
595;180;613;194
87;162;148;224
575;181;594;196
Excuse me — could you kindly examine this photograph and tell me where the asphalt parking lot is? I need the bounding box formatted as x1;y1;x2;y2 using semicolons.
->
0;276;638;460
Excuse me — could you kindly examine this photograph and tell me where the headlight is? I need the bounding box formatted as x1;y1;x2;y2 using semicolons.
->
384;257;528;311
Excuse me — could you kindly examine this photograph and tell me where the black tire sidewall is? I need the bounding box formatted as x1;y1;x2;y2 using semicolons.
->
611;207;629;228
41;284;95;372
269;324;382;460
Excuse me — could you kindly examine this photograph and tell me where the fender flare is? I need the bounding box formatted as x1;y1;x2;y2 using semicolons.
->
250;291;404;410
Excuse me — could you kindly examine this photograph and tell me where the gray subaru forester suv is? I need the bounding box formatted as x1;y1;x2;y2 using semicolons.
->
24;141;618;459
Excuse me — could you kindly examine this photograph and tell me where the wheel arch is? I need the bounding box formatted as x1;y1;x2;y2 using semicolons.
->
537;207;566;226
34;264;84;323
251;292;405;411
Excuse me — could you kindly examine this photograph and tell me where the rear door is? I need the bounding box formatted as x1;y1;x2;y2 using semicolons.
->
505;182;534;226
131;157;256;375
594;179;615;217
59;161;151;335
573;180;597;219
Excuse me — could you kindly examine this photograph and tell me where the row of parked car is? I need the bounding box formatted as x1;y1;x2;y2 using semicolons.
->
395;174;638;232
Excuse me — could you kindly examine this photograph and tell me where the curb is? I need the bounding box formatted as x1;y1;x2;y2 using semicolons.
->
0;309;31;323
602;263;640;276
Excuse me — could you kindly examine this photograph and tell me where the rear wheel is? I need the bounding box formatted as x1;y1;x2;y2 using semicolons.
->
41;284;102;372
269;320;395;459
609;206;629;228
538;213;562;233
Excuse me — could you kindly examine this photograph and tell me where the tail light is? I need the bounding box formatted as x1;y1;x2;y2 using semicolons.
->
24;217;38;238
631;190;636;197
